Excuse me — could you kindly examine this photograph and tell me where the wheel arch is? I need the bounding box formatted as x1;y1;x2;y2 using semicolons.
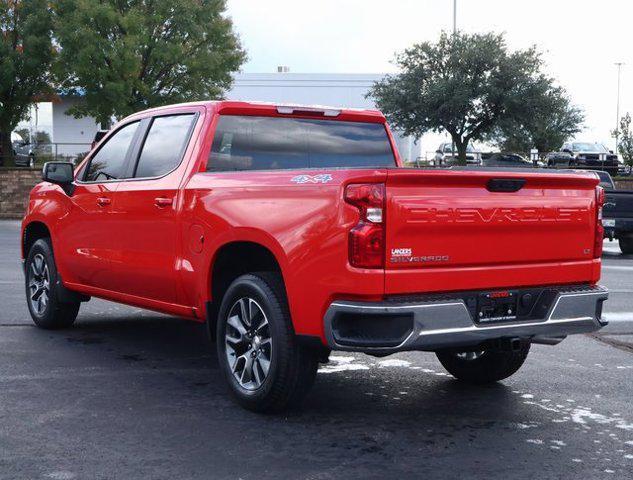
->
22;221;51;260
206;240;287;338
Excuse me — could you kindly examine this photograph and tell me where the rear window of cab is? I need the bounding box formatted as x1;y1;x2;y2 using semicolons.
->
207;115;395;171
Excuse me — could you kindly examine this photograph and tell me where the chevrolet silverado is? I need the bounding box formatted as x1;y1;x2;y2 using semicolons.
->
22;101;608;412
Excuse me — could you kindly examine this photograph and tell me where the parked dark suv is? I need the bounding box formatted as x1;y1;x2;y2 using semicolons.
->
561;142;619;176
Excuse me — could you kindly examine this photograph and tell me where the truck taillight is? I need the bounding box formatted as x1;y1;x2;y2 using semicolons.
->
345;183;385;268
594;186;605;258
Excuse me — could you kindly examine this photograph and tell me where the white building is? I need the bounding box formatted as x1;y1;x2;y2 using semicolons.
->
51;96;100;157
44;72;423;162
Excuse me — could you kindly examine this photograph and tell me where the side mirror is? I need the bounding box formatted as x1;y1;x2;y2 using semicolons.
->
435;150;442;154
42;162;75;195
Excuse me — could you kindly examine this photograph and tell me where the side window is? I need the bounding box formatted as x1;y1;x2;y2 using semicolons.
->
134;114;195;178
84;122;139;182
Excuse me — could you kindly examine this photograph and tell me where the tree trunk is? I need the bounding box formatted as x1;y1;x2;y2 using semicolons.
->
453;136;468;166
0;130;14;167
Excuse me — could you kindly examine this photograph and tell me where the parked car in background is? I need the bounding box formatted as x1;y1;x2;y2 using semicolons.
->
545;151;573;168
598;171;633;254
482;153;533;168
12;139;36;168
617;161;632;177
434;142;482;165
0;133;33;167
561;142;619;176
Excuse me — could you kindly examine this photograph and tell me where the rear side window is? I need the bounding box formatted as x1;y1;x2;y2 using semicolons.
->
134;114;195;178
597;172;614;189
207;115;395;171
84;121;139;182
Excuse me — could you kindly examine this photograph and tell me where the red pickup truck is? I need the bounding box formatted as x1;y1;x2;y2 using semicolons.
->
22;101;608;412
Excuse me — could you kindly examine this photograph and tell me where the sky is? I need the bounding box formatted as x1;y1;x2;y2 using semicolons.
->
226;0;633;151
19;1;631;153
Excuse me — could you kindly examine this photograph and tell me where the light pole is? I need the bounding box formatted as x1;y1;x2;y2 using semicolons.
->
615;62;625;155
449;0;457;162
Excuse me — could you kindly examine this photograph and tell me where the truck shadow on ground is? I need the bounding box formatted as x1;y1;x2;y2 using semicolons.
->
63;314;521;420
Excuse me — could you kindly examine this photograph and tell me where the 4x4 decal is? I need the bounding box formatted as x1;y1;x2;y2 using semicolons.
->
291;174;333;184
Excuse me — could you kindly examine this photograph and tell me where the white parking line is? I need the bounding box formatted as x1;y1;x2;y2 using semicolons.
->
602;265;633;271
603;312;633;322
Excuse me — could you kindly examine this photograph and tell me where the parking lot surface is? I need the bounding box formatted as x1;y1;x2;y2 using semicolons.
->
1;220;632;479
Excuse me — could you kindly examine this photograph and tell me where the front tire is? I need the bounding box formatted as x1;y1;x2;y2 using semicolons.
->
25;238;80;329
216;272;318;413
619;235;633;254
436;343;530;384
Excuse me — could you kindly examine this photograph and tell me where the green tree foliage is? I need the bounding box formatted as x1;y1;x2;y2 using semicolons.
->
615;113;633;168
54;0;246;126
14;127;29;142
0;0;54;165
368;32;582;164
34;130;51;144
490;83;583;154
14;128;51;145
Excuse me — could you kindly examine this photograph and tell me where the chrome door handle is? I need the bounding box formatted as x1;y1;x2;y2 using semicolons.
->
154;197;173;208
96;197;111;207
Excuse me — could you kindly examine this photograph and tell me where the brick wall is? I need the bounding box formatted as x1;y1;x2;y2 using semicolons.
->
0;168;41;219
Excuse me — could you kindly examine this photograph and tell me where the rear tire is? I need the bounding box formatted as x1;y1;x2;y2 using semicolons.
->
436;342;530;384
619;236;633;254
216;272;318;413
25;238;80;329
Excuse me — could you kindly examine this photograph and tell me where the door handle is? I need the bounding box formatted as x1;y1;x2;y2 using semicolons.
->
154;197;173;208
96;197;111;207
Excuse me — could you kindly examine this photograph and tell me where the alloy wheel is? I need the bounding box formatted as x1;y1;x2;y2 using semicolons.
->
456;351;486;361
28;253;50;315
224;297;273;390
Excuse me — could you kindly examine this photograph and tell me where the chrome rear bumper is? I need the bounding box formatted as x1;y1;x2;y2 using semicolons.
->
323;285;608;353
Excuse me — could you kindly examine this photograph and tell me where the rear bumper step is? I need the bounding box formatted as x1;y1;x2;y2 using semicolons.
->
323;285;608;353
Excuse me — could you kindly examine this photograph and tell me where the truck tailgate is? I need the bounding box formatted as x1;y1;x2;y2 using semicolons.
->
384;169;600;294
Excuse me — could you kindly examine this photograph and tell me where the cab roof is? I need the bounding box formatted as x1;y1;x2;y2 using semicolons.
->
133;100;386;123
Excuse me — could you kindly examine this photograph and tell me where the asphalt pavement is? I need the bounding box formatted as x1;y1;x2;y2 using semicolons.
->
0;220;632;480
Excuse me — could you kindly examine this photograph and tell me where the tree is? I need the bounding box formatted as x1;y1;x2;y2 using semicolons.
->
489;83;583;154
15;125;51;144
54;0;246;126
14;127;29;142
368;32;578;164
0;0;54;165
614;113;633;168
34;130;51;144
